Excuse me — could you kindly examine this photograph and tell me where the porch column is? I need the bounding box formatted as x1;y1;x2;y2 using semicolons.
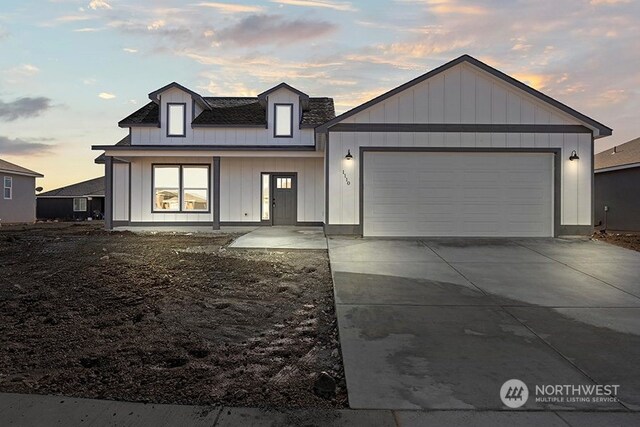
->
213;156;220;230
104;156;113;230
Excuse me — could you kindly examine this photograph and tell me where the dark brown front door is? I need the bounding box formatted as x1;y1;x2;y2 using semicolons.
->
272;174;296;225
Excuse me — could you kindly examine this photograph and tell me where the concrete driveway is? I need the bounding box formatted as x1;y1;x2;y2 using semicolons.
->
328;237;640;411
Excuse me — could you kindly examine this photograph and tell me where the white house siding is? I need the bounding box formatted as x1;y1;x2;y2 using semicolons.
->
342;63;578;127
130;87;314;147
128;157;214;223
112;163;130;221
327;62;594;229
220;157;323;223
328;133;592;227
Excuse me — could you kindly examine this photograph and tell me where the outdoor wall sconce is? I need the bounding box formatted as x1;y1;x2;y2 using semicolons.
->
569;150;580;161
345;149;353;160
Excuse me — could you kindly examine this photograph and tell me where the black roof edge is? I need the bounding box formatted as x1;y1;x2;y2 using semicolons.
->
91;144;317;151
317;54;612;137
117;122;159;128
148;82;211;109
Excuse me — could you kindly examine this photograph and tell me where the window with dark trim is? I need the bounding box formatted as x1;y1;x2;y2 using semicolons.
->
167;103;186;137
274;104;293;137
153;165;210;212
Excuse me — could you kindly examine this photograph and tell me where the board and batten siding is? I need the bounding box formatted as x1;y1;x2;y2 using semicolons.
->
220;157;323;223
130;87;314;146
330;132;592;227
112;163;130;221
327;62;594;228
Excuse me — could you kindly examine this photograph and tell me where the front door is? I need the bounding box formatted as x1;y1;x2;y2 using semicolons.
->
272;174;296;225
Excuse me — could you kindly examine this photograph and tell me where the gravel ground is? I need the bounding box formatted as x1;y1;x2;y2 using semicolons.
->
592;231;640;252
0;223;347;408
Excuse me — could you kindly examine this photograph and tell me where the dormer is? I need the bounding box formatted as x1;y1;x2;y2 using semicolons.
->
257;83;310;139
147;82;211;141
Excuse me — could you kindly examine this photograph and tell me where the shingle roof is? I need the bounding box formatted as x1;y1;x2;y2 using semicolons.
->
595;137;640;171
193;98;266;126
118;102;159;127
38;176;105;197
0;158;43;177
94;134;130;164
302;98;335;127
119;96;335;128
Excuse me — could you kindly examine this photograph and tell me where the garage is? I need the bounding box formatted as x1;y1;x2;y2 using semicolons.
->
363;151;554;237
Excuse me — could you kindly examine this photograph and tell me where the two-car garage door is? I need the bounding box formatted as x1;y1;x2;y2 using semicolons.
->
363;152;554;237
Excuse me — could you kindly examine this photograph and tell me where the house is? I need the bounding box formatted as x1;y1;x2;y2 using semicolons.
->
594;137;640;231
0;159;43;224
37;177;105;220
93;55;611;237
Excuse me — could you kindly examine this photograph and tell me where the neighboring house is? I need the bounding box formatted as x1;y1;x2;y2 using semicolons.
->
37;177;105;220
594;137;640;231
93;55;612;237
0;159;43;224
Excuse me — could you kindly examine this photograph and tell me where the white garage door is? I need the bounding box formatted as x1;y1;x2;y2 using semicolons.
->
363;152;554;237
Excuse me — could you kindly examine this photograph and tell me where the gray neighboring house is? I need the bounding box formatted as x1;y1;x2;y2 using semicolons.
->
37;177;105;220
594;136;640;231
0;159;43;224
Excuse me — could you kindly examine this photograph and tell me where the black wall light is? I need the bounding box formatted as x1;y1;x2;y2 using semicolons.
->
345;149;353;160
569;150;579;161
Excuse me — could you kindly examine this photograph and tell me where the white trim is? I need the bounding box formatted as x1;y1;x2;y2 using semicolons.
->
3;176;12;200
73;197;87;212
37;195;105;199
595;162;640;174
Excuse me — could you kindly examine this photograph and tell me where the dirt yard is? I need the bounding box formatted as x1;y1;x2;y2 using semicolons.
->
0;223;346;408
592;231;640;252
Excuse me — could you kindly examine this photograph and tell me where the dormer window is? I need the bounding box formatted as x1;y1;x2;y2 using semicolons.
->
167;103;186;137
274;104;293;138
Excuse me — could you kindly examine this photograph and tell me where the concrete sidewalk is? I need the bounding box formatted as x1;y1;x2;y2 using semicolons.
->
229;226;327;249
2;393;640;426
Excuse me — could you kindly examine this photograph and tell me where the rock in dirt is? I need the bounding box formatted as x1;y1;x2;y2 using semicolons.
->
313;371;336;399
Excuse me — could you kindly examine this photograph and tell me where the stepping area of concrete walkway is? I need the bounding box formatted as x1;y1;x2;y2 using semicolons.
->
229;226;327;249
329;237;640;411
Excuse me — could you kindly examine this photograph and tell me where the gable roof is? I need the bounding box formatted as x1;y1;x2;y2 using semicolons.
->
0;158;43;177
595;137;640;172
38;176;105;198
148;82;210;109
119;96;335;129
257;82;309;107
317;54;612;138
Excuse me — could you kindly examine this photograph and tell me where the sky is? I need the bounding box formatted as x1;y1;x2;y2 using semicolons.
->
0;0;638;190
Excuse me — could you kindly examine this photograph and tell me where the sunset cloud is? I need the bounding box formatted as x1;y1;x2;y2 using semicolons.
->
98;92;116;99
271;0;356;12
0;136;55;155
0;97;53;121
216;14;337;46
195;2;264;13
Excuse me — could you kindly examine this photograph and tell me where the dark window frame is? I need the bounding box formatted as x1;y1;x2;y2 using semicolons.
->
151;164;211;214
273;103;294;138
166;102;187;137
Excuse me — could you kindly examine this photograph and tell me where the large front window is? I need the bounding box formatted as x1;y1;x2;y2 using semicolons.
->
153;165;209;212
